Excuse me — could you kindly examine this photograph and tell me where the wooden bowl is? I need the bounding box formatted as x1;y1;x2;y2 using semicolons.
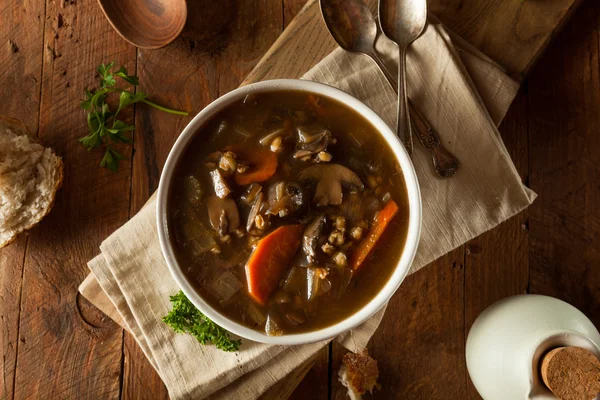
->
97;0;187;49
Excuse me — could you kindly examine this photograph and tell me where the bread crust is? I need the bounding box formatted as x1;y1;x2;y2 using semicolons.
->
0;115;64;249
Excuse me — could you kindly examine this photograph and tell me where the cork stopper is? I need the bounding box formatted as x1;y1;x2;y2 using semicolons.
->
540;346;600;400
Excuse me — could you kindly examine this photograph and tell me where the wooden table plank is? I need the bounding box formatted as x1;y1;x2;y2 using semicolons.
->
528;0;600;325
0;0;592;398
121;1;290;398
244;0;582;86
430;0;584;79
0;0;50;398
329;250;468;399
9;0;136;397
464;90;531;399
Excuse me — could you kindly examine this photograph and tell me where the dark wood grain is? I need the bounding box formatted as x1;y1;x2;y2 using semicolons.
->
429;0;584;79
464;90;531;399
9;0;136;397
244;0;583;85
0;238;28;400
121;0;288;398
330;250;467;399
283;0;308;27
527;0;600;326
287;348;329;400
0;0;45;396
264;352;328;400
2;0;598;398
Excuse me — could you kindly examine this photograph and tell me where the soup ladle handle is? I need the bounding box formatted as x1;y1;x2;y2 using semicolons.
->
367;52;459;178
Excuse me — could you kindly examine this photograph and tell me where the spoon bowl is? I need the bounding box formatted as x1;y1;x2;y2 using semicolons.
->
320;0;458;178
379;0;427;48
379;0;427;155
320;0;378;56
97;0;187;49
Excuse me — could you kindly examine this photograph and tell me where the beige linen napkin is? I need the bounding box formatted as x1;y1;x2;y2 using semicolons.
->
79;22;535;399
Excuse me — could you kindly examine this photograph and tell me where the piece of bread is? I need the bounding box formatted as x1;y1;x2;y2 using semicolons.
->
338;349;380;400
0;115;63;248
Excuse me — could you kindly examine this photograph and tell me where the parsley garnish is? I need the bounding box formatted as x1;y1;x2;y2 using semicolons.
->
79;61;188;171
163;291;242;352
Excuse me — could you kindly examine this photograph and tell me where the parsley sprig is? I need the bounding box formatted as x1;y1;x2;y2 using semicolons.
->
163;291;242;353
79;61;188;171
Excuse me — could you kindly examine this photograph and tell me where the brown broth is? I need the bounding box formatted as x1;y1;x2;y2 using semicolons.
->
168;90;409;334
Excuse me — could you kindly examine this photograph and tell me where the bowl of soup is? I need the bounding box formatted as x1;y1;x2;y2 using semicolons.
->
157;79;421;345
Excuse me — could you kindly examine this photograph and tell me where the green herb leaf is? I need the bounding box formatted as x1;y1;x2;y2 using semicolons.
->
117;91;147;115
80;61;188;171
97;61;116;88
114;66;140;86
79;130;102;150
100;147;124;172
163;291;241;352
81;89;95;110
106;120;134;144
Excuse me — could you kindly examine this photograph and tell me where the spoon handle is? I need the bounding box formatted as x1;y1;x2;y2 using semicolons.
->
368;52;459;178
397;47;413;156
409;101;459;177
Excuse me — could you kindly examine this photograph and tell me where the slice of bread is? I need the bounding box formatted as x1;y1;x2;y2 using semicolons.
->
0;115;63;248
338;349;380;400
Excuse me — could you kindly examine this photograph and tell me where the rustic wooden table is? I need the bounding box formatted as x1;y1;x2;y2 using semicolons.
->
1;0;599;399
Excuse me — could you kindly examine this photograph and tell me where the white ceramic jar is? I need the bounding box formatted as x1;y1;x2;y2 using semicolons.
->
466;294;600;400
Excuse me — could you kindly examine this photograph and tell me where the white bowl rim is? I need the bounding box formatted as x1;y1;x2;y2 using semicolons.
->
157;79;422;346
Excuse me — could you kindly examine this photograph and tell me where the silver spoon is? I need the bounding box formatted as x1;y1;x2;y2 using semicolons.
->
319;0;458;178
379;0;427;157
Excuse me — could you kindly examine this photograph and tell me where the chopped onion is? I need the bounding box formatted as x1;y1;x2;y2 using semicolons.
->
247;302;266;325
265;313;284;336
178;203;216;257
234;124;254;137
241;183;263;205
209;271;242;303
183;176;203;206
259;128;285;146
320;278;332;293
337;268;353;298
306;267;329;301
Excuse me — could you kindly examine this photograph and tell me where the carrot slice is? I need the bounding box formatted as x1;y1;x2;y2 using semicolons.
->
226;144;278;186
350;200;399;271
245;224;304;305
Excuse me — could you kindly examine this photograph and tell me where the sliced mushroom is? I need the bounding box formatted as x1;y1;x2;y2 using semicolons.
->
297;124;329;144
303;214;326;263
206;195;240;236
284;182;304;211
267;181;304;216
299;164;364;206
294;125;332;159
210;169;232;198
246;192;264;232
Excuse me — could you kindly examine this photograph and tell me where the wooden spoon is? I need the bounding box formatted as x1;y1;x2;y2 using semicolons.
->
96;0;187;49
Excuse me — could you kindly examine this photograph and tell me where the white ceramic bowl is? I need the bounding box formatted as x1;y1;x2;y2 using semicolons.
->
157;79;422;345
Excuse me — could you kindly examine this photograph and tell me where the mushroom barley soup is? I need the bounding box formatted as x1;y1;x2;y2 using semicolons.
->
168;90;410;335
